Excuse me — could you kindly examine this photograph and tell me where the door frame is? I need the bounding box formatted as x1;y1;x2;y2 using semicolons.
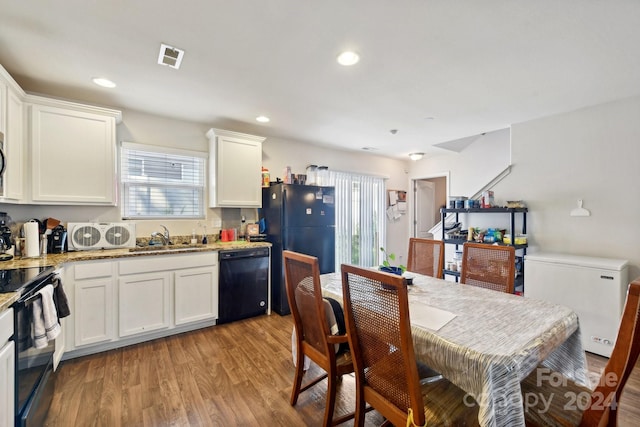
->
410;172;449;238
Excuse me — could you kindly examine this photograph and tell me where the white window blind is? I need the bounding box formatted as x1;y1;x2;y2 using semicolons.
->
120;142;206;219
329;171;385;269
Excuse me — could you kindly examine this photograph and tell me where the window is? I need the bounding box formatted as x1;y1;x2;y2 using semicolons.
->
120;142;206;219
329;171;385;269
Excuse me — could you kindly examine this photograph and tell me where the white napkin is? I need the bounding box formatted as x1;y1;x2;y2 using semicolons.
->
409;301;457;331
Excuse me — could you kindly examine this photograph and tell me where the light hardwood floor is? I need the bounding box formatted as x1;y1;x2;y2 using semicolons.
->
46;314;640;426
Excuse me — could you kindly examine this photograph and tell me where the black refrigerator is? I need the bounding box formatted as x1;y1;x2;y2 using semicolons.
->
262;183;336;315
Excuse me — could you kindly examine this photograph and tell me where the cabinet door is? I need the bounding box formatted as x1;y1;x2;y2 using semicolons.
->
0;75;6;134
119;272;171;337
175;265;218;325
208;129;265;208
30;102;117;204
75;278;115;347
0;340;15;427
4;88;24;200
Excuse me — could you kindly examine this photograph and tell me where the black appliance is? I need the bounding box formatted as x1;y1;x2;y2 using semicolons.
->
218;247;270;324
0;220;12;260
47;225;67;254
261;183;335;315
0;266;57;427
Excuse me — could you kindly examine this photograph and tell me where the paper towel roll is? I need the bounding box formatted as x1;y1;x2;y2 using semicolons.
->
23;221;40;258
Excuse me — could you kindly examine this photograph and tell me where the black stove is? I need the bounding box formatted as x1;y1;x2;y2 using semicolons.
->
0;266;55;293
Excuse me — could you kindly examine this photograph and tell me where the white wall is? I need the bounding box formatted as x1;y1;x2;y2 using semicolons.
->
2;108;222;239
2;108;410;256
408;128;511;200
262;137;410;261
408;97;640;280
496;95;640;279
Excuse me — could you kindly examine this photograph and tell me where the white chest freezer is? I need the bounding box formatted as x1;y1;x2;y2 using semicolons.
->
524;253;629;357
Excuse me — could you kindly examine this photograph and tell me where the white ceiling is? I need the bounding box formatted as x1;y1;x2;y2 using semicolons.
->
1;1;639;159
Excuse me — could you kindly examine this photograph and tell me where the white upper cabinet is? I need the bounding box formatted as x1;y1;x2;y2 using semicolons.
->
0;65;26;202
207;128;265;208
27;95;122;205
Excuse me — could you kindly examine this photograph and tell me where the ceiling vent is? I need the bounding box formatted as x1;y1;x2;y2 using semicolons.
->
157;43;185;69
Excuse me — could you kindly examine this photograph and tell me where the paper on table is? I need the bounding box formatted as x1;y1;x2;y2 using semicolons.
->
409;301;456;331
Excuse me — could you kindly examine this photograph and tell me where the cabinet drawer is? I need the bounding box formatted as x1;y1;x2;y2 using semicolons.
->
118;252;216;275
0;308;13;343
74;261;114;280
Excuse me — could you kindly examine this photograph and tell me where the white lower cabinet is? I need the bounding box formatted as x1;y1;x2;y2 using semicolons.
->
1;308;15;427
118;272;171;337
73;261;116;348
62;251;219;359
175;265;218;325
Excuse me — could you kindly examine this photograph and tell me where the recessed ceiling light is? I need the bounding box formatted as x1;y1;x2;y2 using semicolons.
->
256;116;270;123
362;147;377;151
337;51;360;66
409;152;424;161
92;77;116;88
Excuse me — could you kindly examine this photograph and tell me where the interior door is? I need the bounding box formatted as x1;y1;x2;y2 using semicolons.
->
414;180;436;237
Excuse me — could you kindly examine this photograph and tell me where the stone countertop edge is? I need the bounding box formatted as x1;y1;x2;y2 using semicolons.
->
0;241;271;312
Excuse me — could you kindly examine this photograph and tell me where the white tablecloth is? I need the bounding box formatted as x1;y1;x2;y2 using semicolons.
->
321;272;588;427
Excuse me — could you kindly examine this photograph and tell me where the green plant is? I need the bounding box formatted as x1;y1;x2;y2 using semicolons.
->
379;247;406;273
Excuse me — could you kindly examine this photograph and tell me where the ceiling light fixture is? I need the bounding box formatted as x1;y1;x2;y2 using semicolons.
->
256;116;270;123
409;152;424;161
337;51;360;66
92;77;116;88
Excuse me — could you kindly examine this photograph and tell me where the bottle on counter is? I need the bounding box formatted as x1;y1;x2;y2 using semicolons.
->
240;216;246;238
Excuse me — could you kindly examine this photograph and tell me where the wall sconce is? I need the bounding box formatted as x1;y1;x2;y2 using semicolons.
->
409;152;424;161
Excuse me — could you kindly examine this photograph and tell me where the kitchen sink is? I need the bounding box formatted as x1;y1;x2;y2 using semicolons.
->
128;243;206;253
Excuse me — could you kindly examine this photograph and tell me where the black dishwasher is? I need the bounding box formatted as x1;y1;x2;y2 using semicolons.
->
218;247;270;324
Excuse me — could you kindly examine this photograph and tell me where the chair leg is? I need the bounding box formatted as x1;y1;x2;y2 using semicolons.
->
324;372;337;427
290;354;305;405
353;385;366;427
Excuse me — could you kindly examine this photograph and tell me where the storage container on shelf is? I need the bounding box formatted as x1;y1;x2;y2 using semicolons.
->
503;234;527;245
306;164;318;185
317;166;329;186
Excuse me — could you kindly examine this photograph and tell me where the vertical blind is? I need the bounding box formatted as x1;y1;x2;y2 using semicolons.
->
329;171;386;269
120;142;206;218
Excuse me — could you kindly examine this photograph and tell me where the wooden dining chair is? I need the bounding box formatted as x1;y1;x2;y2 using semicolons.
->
460;242;515;293
283;250;355;427
340;264;479;427
521;278;640;427
407;237;445;279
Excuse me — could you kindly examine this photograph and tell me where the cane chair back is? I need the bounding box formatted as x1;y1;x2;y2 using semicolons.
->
407;238;445;279
283;250;354;426
460;242;515;294
341;264;479;427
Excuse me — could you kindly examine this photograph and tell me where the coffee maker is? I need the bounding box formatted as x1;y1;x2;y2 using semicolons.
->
0;220;12;260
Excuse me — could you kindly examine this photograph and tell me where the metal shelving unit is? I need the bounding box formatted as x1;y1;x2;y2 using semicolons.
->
440;207;528;293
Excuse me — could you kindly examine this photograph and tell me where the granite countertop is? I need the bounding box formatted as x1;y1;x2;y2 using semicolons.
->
0;240;271;312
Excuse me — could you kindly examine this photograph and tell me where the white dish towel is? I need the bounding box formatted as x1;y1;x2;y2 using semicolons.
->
32;284;61;349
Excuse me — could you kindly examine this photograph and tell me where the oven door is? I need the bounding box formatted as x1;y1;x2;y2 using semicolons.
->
13;279;57;427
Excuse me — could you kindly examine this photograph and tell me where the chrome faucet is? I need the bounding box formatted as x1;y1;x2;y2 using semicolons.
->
151;225;171;245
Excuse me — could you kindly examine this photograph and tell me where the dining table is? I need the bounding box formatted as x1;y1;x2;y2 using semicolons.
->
320;271;589;427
